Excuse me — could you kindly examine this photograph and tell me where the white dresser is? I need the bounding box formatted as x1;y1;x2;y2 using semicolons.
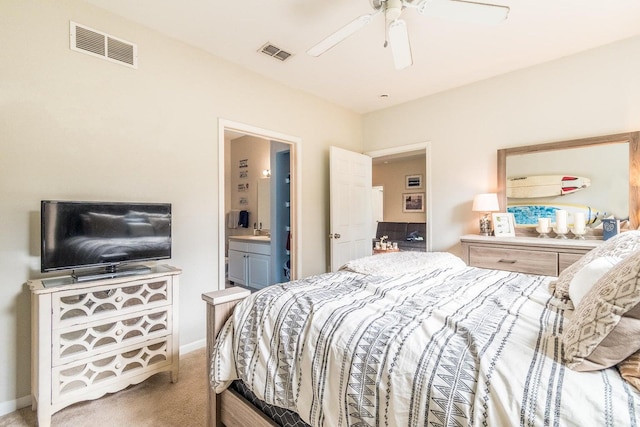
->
29;265;181;427
460;235;601;276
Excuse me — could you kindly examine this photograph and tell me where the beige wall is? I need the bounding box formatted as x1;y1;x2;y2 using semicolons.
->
364;35;640;255
373;156;427;222
2;0;639;414
0;0;362;410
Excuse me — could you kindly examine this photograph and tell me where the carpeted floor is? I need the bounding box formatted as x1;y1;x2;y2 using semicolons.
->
0;347;206;427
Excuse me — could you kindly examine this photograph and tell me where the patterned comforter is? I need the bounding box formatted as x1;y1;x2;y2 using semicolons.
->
210;259;640;426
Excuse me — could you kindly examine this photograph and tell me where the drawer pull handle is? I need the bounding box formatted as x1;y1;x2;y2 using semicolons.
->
116;329;124;336
115;363;122;369
115;296;123;303
498;259;517;264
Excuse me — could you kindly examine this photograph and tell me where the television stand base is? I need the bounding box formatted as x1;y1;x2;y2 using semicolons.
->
73;265;152;282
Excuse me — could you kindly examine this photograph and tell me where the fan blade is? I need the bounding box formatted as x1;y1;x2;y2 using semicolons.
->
388;19;413;70
418;0;509;25
307;14;373;57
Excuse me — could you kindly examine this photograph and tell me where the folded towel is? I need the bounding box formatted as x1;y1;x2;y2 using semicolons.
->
227;210;240;229
238;210;249;228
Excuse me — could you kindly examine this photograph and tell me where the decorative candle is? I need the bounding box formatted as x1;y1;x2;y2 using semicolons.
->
538;217;550;231
573;212;586;233
555;210;568;233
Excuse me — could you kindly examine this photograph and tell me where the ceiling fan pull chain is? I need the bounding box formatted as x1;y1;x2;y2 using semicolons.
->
383;7;389;48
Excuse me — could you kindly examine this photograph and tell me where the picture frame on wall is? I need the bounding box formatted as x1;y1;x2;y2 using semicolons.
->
492;213;516;237
405;174;423;189
402;192;425;213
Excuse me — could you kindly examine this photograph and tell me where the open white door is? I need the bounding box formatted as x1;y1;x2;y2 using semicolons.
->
330;146;373;271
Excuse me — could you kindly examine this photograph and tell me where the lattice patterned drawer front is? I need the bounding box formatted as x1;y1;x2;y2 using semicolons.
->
51;337;173;404
52;278;171;328
52;307;171;366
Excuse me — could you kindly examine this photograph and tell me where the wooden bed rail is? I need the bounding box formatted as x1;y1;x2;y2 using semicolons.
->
202;287;277;427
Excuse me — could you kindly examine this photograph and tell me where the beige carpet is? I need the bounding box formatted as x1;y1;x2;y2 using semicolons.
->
0;348;206;427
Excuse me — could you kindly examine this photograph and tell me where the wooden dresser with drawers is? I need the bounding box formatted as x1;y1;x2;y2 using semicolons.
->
460;235;601;276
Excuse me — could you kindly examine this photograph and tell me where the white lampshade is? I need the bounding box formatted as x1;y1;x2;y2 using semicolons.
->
472;193;500;212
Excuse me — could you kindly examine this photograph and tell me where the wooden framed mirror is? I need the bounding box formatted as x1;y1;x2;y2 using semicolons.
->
497;131;640;235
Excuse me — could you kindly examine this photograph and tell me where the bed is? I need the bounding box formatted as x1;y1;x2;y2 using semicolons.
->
203;240;640;427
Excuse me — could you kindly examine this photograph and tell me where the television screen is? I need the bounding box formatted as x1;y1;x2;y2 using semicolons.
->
41;200;171;273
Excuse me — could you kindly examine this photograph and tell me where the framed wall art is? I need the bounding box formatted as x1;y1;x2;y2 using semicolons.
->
402;193;425;213
405;174;423;189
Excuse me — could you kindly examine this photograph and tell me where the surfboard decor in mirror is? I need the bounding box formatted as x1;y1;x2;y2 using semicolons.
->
497;131;640;237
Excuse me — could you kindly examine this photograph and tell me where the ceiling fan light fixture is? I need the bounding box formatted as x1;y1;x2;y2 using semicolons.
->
418;0;509;25
388;19;412;70
385;0;404;21
307;14;373;57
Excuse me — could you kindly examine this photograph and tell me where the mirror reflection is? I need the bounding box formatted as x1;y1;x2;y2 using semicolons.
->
506;143;629;226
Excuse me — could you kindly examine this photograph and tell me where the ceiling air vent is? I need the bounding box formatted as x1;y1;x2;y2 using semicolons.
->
259;43;293;62
70;21;138;69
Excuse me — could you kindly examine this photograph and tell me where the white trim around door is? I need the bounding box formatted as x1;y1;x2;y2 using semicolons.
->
218;118;302;291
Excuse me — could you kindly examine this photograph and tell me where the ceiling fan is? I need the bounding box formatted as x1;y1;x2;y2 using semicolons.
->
306;0;510;70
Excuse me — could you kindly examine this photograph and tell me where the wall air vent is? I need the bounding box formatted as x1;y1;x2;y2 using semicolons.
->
70;21;138;69
259;43;293;62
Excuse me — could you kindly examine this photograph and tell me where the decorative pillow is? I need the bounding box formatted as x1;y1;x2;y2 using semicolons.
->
563;249;640;371
568;256;621;306
339;251;465;276
550;231;640;303
617;349;640;392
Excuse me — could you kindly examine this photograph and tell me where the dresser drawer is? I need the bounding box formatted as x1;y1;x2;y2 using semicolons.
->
559;252;584;273
52;277;171;329
469;246;558;276
52;336;173;405
53;307;171;366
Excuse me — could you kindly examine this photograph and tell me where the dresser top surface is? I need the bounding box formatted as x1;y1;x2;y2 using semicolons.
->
460;234;602;250
28;264;181;294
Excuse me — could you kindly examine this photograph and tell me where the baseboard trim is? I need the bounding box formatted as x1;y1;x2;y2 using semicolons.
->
180;338;205;354
0;339;208;417
0;394;32;417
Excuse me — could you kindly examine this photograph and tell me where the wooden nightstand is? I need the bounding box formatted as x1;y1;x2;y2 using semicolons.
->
460;234;601;276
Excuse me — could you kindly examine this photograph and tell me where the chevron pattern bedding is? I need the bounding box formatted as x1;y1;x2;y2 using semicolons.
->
210;263;640;426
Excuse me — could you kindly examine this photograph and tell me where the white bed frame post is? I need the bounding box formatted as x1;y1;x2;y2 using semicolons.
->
202;287;249;427
203;287;278;427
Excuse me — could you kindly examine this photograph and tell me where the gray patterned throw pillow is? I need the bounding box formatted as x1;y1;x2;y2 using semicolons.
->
550;230;640;304
563;248;640;371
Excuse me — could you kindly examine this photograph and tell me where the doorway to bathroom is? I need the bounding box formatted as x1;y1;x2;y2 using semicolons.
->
218;119;300;291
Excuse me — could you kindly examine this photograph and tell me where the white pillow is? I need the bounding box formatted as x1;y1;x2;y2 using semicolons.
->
568;256;621;306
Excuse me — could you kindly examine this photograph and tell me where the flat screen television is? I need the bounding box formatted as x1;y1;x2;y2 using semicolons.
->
41;200;171;280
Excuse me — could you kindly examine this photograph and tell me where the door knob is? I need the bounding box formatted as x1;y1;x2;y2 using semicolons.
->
333;233;341;239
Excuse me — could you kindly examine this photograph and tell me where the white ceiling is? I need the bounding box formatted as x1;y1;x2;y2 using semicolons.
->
84;0;640;114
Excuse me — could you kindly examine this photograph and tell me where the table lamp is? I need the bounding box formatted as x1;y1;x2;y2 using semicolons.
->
472;193;500;236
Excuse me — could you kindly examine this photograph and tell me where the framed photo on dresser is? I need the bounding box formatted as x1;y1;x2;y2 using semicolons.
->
492;213;515;237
